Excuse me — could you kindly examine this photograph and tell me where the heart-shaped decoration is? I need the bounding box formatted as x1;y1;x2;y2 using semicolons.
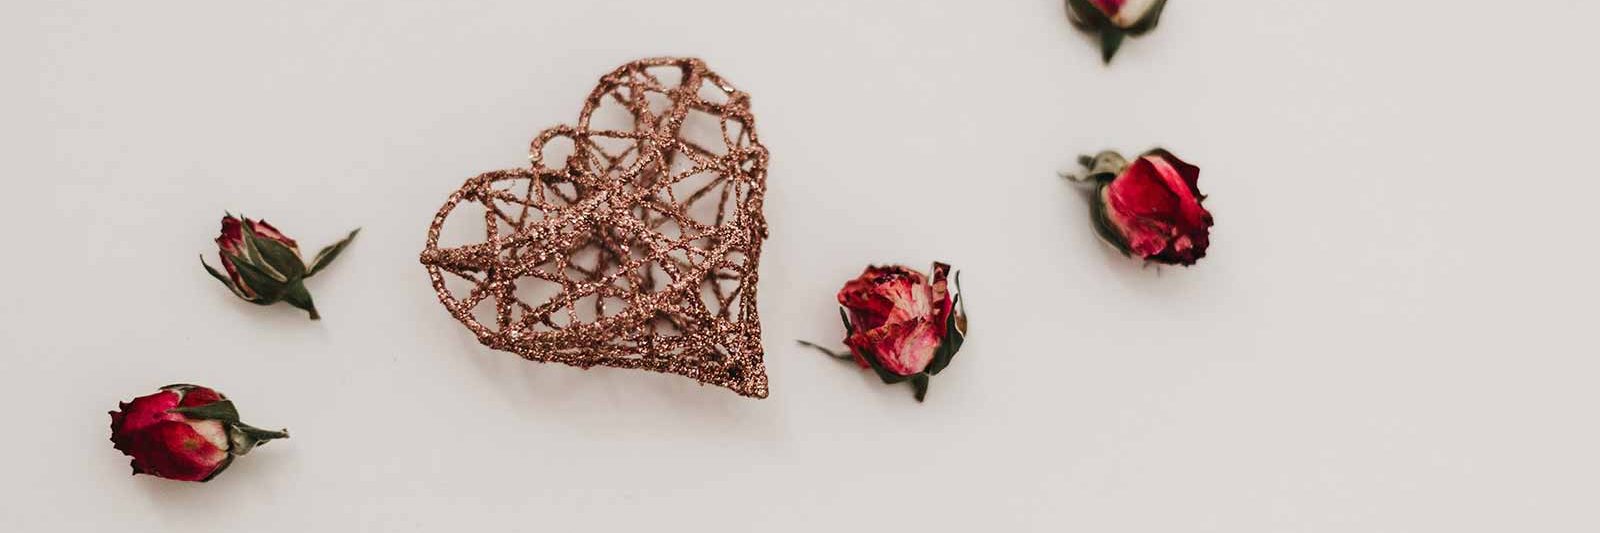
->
420;58;771;398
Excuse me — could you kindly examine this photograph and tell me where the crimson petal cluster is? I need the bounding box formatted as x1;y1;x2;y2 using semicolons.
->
108;384;287;482
1073;149;1213;265
809;263;967;402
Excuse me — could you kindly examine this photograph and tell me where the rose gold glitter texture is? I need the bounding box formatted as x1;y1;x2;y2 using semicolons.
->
420;58;771;398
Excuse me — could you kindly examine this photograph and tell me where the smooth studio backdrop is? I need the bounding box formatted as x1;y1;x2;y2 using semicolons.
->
3;1;1598;531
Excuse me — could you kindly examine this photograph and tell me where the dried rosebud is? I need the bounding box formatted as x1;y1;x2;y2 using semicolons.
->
200;214;359;320
806;263;967;402
108;384;288;482
214;216;298;298
1065;0;1169;63
1068;149;1213;266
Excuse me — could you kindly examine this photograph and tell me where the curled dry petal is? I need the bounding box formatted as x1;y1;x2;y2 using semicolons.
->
1098;150;1213;265
836;264;957;377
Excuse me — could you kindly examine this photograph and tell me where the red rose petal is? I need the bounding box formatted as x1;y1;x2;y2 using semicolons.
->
841;332;873;369
838;265;929;331
127;421;228;482
215;216;256;297
1104;152;1214;265
864;319;940;376
1143;153;1211;233
109;391;182;439
837;264;953;377
216;216;244;255
249;219;300;253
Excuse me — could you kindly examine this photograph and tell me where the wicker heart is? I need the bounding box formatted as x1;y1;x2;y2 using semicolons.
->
420;58;771;398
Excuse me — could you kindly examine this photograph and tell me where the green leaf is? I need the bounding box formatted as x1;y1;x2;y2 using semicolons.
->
1100;29;1125;64
200;256;250;300
170;400;241;423
281;280;320;320
228;257;289;303
911;374;930;402
307;228;360;277
247;228;306;281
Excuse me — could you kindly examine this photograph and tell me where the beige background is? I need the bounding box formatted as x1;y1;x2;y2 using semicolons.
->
3;0;1598;531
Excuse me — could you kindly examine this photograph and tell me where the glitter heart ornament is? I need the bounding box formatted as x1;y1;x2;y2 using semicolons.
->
420;58;771;398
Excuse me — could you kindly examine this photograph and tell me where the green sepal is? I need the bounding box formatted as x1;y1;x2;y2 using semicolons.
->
168;398;289;456
200;256;251;300
169;399;241;423
243;224;306;281
926;276;967;377
307;228;360;277
1086;150;1128;180
227;256;289;304
839;307;912;385
281;280;320;320
1089;181;1134;257
228;423;289;456
1100;29;1125;64
911;374;930;402
954;271;967;322
237;224;284;283
863;352;912;384
1066;152;1126;184
1080;152;1133;255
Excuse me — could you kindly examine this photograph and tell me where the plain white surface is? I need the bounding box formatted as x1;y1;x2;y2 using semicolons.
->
4;1;1599;531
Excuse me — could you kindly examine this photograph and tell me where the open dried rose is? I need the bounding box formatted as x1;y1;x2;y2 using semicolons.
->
801;263;967;402
1066;0;1169;63
1066;149;1213;265
109;384;288;482
201;214;358;319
